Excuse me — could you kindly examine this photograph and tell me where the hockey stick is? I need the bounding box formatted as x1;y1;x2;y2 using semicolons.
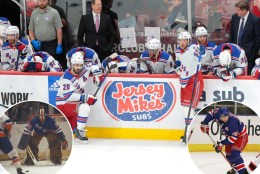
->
93;61;128;97
26;35;34;55
207;133;239;174
13;122;38;166
187;128;194;143
182;45;203;144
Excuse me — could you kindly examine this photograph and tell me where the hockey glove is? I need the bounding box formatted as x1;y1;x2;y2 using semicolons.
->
221;71;236;81
17;43;27;59
81;94;97;105
31;40;41;50
213;141;223;153
18;133;31;150
93;69;104;86
56;44;63;55
61;140;68;150
200;121;209;134
213;68;222;78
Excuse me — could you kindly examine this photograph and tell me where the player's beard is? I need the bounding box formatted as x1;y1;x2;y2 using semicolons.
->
73;67;82;75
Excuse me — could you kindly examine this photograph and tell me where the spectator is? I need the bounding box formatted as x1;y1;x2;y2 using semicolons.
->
229;0;260;74
49;0;71;69
101;0;120;45
1;26;30;71
194;26;217;75
211;43;248;81
77;0;115;62
140;38;175;74
28;0;63;62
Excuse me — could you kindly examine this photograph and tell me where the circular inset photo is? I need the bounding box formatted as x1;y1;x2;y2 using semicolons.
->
0;101;73;174
188;101;260;174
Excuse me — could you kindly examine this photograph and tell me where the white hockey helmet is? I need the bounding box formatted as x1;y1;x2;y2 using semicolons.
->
0;25;7;38
195;27;208;37
71;52;84;65
107;61;118;73
146;38;161;50
6;25;19;37
219;51;231;67
33;55;43;62
255;58;260;66
178;31;191;40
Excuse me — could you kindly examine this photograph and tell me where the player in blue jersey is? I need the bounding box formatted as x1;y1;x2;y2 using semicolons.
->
18;103;68;165
211;43;248;81
200;107;248;174
56;52;104;142
19;51;62;72
0;114;25;174
101;53;131;73
66;47;101;68
194;27;217;74
140;38;175;74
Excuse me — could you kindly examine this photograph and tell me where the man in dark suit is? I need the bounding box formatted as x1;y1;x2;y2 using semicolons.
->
77;0;115;62
229;0;260;74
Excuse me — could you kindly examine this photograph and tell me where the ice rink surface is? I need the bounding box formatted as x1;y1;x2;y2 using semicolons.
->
1;139;259;174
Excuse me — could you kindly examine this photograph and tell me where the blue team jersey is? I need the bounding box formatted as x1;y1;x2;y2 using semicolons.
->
27;116;59;136
203;108;247;145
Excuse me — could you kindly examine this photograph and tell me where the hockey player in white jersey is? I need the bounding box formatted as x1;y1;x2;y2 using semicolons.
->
125;58;150;74
66;47;101;68
194;27;217;74
102;53;131;73
0;114;25;174
19;51;62;72
56;52;104;142
244;153;260;173
140;38;175;74
175;31;205;129
251;58;260;79
1;26;29;71
0;25;7;47
212;43;248;81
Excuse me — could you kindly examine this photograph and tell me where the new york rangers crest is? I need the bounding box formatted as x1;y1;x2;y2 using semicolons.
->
103;81;176;122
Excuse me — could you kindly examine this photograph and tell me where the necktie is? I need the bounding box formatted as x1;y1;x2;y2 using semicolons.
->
237;17;244;46
95;15;99;32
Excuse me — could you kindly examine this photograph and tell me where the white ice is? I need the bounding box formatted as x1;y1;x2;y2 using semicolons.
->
1;139;259;174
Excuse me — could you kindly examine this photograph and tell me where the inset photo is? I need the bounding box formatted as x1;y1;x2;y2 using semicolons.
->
188;101;260;174
0;101;73;174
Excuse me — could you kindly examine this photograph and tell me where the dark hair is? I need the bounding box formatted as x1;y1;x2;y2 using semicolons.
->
235;0;250;11
91;0;96;5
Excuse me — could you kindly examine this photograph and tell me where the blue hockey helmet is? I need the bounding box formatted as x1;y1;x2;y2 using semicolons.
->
218;107;229;118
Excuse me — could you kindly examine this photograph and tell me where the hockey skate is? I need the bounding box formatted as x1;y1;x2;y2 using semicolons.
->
74;129;88;144
17;168;25;174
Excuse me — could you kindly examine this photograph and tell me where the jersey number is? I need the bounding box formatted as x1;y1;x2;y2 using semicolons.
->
63;84;70;90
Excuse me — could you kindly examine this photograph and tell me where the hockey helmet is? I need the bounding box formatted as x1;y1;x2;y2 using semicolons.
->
178;31;191;40
6;25;19;37
218;107;229;118
146;38;161;50
219;51;231;67
38;102;47;123
71;52;84;65
255;58;260;66
0;25;7;38
195;27;208;37
107;61;119;73
32;55;43;62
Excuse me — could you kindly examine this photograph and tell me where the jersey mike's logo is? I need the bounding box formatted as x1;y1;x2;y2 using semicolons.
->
103;81;176;122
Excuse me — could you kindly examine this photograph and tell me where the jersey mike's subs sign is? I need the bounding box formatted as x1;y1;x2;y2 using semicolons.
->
102;81;177;122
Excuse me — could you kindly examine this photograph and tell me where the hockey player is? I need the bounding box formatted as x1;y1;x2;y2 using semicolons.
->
175;31;205;129
125;58;150;74
18;103;68;165
0;114;25;174
251;58;260;79
0;25;7;47
19;51;62;72
212;43;248;81
244;153;260;173
56;52;104;141
200;107;248;174
194;26;217;74
1;26;29;71
140;38;175;74
102;53;131;73
66;47;101;68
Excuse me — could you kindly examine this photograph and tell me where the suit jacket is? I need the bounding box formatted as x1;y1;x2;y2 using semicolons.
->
229;12;260;60
77;13;115;52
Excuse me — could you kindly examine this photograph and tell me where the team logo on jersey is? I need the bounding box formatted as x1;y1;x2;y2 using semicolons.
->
103;81;176;122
